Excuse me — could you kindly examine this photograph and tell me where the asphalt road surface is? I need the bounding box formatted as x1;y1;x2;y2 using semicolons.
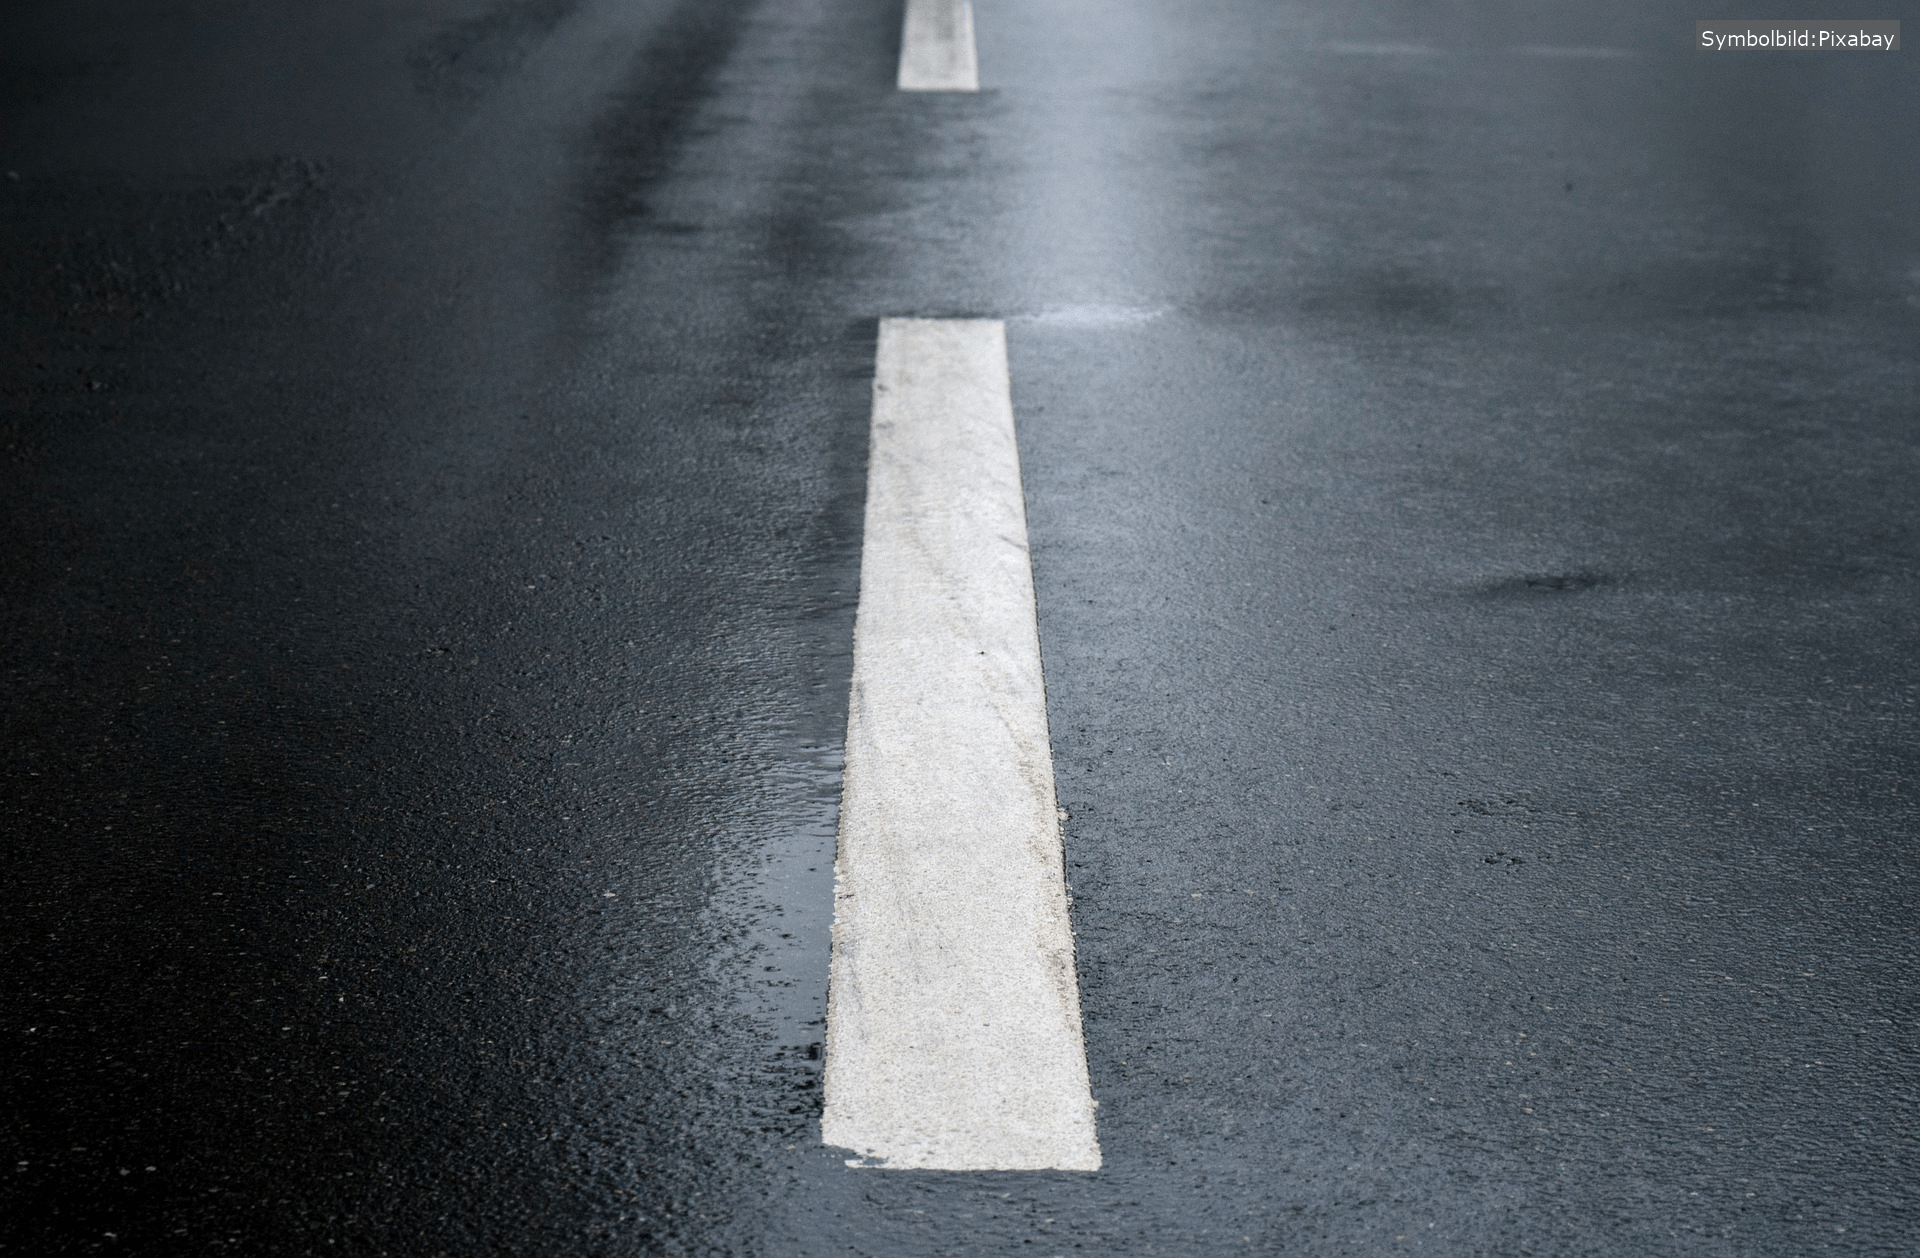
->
5;0;1919;1253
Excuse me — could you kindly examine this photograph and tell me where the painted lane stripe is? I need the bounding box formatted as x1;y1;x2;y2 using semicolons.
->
821;319;1100;1172
897;0;979;92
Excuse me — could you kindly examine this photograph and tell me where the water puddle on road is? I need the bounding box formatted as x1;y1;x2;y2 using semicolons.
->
706;739;843;1063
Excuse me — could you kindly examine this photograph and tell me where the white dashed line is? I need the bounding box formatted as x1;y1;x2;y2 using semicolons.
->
821;319;1099;1172
898;0;979;92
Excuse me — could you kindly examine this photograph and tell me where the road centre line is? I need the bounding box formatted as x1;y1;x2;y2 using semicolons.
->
821;320;1100;1172
897;0;979;91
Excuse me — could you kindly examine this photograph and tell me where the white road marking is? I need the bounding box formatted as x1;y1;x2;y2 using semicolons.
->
898;0;979;92
821;319;1100;1172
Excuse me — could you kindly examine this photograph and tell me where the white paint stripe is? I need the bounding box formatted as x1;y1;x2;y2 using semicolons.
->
821;319;1100;1172
897;0;979;92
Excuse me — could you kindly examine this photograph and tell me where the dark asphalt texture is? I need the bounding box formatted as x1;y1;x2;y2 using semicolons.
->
4;0;1919;1253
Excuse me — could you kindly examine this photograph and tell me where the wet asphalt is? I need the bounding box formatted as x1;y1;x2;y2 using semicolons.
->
3;0;1919;1253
